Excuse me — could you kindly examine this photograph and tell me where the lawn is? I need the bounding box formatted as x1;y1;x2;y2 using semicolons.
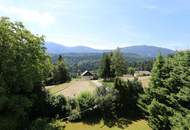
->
102;76;150;89
46;76;150;96
46;79;97;97
64;119;151;130
120;76;151;88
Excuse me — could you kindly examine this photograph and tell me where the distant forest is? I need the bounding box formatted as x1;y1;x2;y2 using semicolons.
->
50;53;154;76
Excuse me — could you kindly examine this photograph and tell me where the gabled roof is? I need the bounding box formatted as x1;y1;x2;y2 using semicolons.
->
81;70;93;76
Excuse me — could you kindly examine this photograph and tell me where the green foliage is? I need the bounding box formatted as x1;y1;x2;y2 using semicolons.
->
50;55;70;84
127;67;136;75
114;78;143;116
50;53;154;77
99;49;128;80
77;92;96;118
0;17;52;129
99;53;115;80
67;109;81;121
111;48;127;76
47;95;68;118
49;119;66;130
66;98;81;121
138;51;190;130
95;86;118;119
29;118;63;130
148;99;172;130
50;53;100;77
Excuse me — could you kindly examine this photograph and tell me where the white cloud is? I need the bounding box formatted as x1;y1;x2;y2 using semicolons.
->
0;4;55;27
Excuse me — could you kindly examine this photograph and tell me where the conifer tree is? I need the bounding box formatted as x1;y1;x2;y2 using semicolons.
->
138;54;172;130
99;53;114;80
138;51;190;130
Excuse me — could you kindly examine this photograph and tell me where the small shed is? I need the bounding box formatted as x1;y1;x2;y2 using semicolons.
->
134;71;151;77
81;70;94;80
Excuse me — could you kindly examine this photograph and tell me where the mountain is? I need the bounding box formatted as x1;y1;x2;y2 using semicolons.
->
45;42;175;57
120;45;175;57
45;42;101;54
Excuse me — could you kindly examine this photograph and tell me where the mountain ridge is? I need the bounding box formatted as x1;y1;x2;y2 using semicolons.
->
45;42;175;57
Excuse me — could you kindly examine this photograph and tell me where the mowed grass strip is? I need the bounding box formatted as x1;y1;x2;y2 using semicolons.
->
64;119;151;130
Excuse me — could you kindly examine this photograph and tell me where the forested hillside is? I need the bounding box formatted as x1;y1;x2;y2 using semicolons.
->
50;53;154;76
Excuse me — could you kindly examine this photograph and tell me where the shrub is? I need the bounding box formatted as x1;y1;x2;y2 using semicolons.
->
47;95;68;118
29;118;60;130
68;109;81;121
66;98;81;121
77;92;96;118
95;86;118;119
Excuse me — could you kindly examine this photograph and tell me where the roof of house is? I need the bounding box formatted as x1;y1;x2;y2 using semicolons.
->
81;70;93;76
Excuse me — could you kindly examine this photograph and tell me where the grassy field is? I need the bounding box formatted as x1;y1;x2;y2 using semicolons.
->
46;76;150;97
63;119;151;130
120;76;151;88
46;79;97;97
102;76;150;89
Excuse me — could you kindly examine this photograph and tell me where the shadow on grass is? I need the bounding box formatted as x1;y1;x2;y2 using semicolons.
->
81;115;139;129
81;114;102;125
102;117;132;129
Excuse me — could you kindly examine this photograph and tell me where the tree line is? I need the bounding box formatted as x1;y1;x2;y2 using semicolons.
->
50;52;154;77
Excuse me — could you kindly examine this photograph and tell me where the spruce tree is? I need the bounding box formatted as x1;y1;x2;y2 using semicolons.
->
138;54;172;130
138;51;190;130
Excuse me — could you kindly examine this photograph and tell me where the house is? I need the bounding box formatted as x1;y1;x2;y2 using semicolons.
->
81;70;96;80
134;71;151;77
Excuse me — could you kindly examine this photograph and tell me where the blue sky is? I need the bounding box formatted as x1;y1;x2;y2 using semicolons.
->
0;0;189;50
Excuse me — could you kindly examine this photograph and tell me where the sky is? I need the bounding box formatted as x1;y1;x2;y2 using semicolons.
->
0;0;190;50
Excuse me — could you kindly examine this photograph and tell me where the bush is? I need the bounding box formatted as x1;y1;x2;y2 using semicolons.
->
29;118;61;130
66;98;81;121
47;95;68;118
77;92;96;118
68;109;81;121
95;86;118;119
127;67;135;75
